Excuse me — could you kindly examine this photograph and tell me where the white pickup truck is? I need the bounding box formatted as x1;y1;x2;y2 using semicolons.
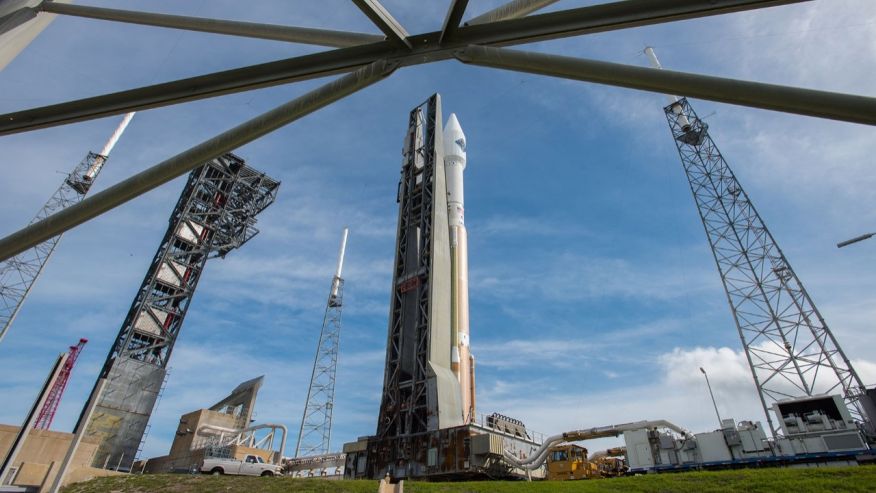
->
201;454;282;477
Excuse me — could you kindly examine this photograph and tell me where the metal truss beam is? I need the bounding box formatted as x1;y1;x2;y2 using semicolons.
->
352;0;411;48
440;0;469;44
0;4;37;37
456;45;876;125
0;42;392;135
467;0;559;25
0;60;395;262
0;0;809;135
39;2;382;48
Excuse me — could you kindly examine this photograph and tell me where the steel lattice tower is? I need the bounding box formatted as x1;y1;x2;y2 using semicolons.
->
33;338;88;430
0;113;135;345
378;95;440;439
665;97;870;437
295;228;349;458
373;93;462;447
79;153;279;470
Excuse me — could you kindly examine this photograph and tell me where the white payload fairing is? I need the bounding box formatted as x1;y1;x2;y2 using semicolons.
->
444;113;476;422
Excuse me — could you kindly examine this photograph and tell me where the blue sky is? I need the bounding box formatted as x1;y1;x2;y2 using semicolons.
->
1;0;875;460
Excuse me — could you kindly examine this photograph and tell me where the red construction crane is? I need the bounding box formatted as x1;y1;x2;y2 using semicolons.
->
33;338;87;430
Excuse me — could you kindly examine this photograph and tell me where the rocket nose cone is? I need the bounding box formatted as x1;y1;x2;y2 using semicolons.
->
444;113;466;162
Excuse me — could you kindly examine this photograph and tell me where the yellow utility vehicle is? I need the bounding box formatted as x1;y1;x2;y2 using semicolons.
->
546;444;598;480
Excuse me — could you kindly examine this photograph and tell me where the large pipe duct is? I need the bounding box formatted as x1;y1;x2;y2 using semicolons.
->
198;423;288;465
502;420;692;470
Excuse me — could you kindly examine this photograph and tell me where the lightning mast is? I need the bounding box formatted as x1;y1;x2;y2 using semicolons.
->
295;228;348;458
646;48;872;438
0;112;135;345
34;338;88;430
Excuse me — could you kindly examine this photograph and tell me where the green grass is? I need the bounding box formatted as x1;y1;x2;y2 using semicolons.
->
63;466;876;493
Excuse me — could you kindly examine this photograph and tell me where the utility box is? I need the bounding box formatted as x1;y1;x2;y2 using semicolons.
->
471;432;503;456
695;432;732;463
623;430;654;471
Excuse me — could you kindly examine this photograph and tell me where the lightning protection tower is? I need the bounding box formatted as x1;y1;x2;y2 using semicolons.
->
0;113;135;345
34;338;88;430
295;227;349;458
79;153;279;470
657;88;871;437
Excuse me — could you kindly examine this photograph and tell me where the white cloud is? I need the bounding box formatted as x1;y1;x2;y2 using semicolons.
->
479;344;876;453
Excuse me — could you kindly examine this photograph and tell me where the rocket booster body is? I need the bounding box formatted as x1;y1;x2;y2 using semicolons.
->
444;113;475;422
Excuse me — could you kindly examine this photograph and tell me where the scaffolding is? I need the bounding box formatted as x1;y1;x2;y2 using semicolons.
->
80;153;279;470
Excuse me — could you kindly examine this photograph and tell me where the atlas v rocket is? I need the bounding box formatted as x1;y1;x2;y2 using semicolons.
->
355;95;504;479
444;114;476;422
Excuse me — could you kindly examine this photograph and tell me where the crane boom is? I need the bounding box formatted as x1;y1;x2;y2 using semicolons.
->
33;338;88;430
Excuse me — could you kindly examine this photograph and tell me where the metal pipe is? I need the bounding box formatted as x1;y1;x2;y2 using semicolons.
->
334;228;349;280
440;0;469;43
466;0;559;25
502;420;692;470
39;2;383;48
837;232;875;248
351;0;411;48
82;112;136;181
456;45;876;126
700;367;724;427
0;42;390;135
0;0;811;135
98;112;136;158
0;60;395;262
198;423;287;464
331;227;349;298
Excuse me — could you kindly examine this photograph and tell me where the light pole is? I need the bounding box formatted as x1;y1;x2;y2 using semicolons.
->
700;367;723;428
837;232;876;248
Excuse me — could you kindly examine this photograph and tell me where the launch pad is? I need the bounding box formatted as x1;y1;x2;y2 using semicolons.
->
344;419;543;480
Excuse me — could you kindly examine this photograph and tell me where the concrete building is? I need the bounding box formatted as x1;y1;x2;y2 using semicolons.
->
141;376;286;474
0;425;122;491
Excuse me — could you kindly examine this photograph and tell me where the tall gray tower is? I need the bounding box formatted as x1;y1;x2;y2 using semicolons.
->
663;98;872;438
375;94;463;442
0;113;134;345
295;228;349;458
80;153;279;470
343;94;541;481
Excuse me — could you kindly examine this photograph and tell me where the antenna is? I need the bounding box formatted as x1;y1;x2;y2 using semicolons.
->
0;113;135;345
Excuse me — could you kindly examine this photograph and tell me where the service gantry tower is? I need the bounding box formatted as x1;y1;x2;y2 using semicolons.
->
294;228;349;458
79;153;279;470
647;49;872;438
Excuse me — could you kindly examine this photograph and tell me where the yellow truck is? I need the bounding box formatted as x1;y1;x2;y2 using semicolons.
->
546;444;599;481
546;444;628;480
